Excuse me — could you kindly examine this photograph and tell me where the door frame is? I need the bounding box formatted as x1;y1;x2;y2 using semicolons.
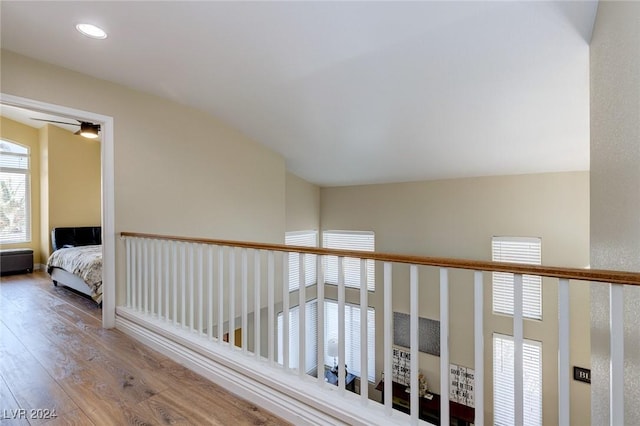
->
1;93;116;328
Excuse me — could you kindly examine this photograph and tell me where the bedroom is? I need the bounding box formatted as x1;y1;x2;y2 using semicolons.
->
0;111;102;303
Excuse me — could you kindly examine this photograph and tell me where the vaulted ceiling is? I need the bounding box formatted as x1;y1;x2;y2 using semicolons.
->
1;1;597;186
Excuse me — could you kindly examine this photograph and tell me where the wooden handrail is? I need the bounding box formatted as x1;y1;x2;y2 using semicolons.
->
120;232;640;286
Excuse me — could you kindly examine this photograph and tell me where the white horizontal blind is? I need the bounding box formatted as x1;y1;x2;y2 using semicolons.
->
492;237;542;319
278;300;318;373
0;140;30;244
323;231;375;290
324;300;375;382
286;231;317;291
493;334;542;426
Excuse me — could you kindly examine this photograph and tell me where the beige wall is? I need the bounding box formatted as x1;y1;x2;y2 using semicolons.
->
40;124;101;258
285;172;320;232
0;116;42;263
320;171;590;425
590;2;640;424
1;50;287;305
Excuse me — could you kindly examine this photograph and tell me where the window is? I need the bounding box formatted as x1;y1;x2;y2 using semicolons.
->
0;140;30;244
492;237;542;320
323;231;375;290
285;231;317;291
493;334;542;426
277;299;376;382
278;300;318;373
324;300;375;382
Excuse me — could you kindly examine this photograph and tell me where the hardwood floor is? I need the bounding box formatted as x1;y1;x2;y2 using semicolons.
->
0;272;290;425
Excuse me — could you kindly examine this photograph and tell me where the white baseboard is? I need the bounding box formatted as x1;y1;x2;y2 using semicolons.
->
116;308;411;426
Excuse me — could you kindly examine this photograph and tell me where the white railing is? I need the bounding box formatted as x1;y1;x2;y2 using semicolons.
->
120;232;640;426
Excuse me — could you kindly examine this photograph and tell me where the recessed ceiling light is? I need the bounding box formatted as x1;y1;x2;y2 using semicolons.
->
76;23;107;39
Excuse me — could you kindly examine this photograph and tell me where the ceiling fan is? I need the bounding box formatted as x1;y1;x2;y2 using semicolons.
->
31;118;101;139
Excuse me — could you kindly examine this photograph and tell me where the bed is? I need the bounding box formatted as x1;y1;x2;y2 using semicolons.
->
47;226;103;305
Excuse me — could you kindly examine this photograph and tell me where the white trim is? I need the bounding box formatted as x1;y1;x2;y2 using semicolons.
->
514;273;524;426
439;268;450;425
558;278;570;426
0;93;115;328
116;308;411;426
610;283;624;426
410;265;419;425
473;271;484;426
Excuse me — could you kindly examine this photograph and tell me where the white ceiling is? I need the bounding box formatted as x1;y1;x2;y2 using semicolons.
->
0;1;597;186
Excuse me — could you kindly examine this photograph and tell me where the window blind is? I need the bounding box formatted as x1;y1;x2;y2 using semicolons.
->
276;299;375;382
324;300;375;382
285;231;317;291
277;300;318;373
0;140;31;244
323;231;375;291
493;334;542;426
492;237;542;319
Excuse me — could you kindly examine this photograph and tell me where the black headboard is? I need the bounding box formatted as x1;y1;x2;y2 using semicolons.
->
51;227;102;251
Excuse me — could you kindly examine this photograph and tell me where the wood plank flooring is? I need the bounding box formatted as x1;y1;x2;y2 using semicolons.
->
0;272;290;425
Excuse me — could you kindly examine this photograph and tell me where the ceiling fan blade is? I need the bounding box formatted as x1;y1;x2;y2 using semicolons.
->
74;129;81;136
31;117;80;126
80;121;101;130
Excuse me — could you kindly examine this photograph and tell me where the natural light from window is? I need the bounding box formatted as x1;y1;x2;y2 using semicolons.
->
492;236;542;319
323;230;375;291
285;230;317;291
0;140;30;244
277;299;375;382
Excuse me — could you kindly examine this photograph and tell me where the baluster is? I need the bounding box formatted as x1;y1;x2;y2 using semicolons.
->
282;253;290;370
383;262;393;415
181;243;186;327
337;256;346;393
268;251;275;364
207;245;214;340
558;278;570;426
610;283;624;425
360;258;369;404
514;273;524;426
299;252;306;377
198;245;204;335
410;265;419;425
172;241;178;326
164;241;169;321
229;248;236;348
189;244;194;332
242;248;248;352
125;238;132;308
143;239;149;314
254;250;261;358
158;240;169;321
138;239;143;312
440;268;450;425
132;238;138;310
317;254;325;386
218;246;224;342
157;240;162;319
474;271;484;426
150;240;155;316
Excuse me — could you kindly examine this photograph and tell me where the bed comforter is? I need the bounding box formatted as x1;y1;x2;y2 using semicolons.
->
47;245;103;302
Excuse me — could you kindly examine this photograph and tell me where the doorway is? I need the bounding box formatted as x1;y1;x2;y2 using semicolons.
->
0;93;115;327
